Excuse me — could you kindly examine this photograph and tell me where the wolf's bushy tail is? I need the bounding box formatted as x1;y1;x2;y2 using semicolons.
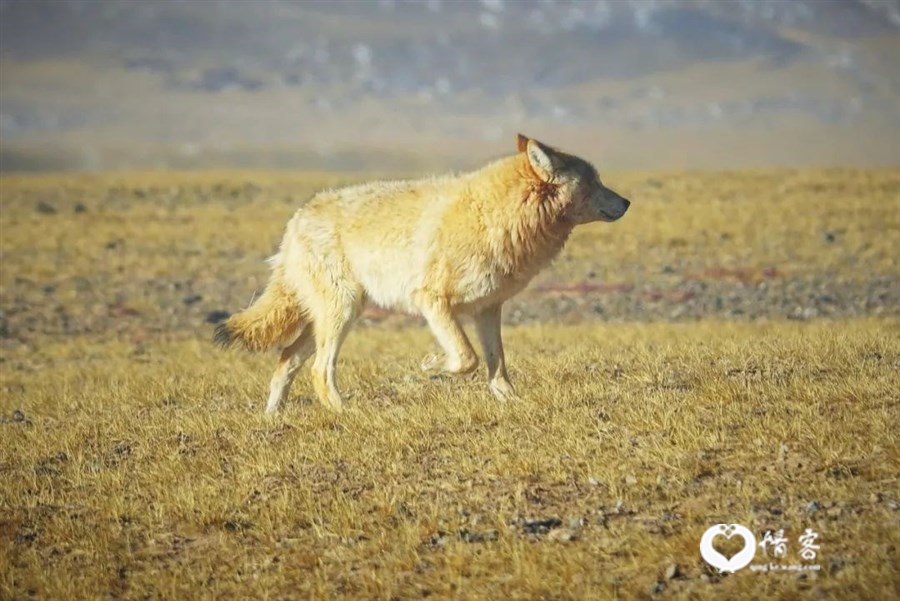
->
214;270;304;352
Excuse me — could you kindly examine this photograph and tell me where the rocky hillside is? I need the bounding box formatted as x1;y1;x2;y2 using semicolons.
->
1;0;898;170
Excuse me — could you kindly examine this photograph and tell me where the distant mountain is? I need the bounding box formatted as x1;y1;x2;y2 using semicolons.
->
1;0;898;170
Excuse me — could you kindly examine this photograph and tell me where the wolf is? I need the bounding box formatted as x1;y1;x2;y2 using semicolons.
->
215;134;630;414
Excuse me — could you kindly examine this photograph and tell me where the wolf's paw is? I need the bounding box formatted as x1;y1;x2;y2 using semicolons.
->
312;376;345;414
451;353;479;375
489;379;519;402
420;353;443;372
321;395;344;414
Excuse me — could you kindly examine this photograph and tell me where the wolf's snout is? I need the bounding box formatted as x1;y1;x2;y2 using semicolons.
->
622;198;631;211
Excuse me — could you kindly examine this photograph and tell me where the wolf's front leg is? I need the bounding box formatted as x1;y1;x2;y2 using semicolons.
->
415;293;479;375
474;304;518;401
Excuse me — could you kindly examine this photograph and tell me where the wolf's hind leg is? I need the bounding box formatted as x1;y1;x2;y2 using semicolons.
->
415;293;478;375
474;304;518;401
266;325;314;414
310;300;362;413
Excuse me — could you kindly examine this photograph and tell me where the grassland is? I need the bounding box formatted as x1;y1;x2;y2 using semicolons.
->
1;169;898;599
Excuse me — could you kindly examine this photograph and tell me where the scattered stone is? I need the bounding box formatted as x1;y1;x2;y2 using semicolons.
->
664;563;680;580
74;203;88;213
651;581;666;594
35;201;57;214
522;517;562;535
205;310;230;324
624;474;638;486
778;444;788;463
183;294;203;305
548;527;578;542
828;557;845;575
34;451;68;475
108;303;140;318
15;529;38;544
429;531;450;548
869;492;883;504
459;529;498;543
223;519;251;533
828;465;860;479
1;409;31;426
805;501;822;515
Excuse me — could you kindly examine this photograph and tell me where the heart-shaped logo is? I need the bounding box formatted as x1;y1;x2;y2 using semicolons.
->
700;524;757;573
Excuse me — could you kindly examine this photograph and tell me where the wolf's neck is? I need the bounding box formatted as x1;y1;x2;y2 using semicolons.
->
486;157;574;277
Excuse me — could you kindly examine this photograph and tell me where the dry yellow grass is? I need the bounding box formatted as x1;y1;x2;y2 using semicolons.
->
2;322;899;599
1;169;899;599
2;169;897;287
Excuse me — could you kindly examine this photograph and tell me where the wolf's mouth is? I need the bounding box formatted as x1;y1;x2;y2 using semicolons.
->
600;199;630;222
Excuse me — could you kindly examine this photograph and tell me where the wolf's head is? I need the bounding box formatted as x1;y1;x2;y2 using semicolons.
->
517;134;629;224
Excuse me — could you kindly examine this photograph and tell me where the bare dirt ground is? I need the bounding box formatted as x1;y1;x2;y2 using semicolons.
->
1;169;898;599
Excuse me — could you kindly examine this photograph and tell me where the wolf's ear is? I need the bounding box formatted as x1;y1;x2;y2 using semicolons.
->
516;133;529;152
525;139;560;181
